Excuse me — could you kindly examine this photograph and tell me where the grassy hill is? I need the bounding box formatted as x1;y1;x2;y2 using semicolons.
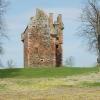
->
0;67;100;78
0;67;100;100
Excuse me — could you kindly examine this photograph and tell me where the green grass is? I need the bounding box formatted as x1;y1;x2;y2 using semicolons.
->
0;67;100;78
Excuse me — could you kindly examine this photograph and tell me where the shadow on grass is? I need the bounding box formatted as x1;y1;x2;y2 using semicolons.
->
0;68;23;78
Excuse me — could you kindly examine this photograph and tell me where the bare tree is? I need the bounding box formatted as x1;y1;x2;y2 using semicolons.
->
80;0;100;66
0;0;8;67
65;56;75;67
7;59;15;68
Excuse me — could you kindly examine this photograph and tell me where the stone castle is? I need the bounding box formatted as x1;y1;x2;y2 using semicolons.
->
21;9;64;68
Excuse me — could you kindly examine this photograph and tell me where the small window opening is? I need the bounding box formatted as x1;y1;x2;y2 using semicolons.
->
56;37;59;40
56;45;58;48
40;59;44;62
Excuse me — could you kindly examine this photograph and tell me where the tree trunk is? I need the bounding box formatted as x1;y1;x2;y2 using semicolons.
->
97;35;100;66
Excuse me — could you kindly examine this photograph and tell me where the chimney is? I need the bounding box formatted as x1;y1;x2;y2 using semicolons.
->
49;13;54;34
49;13;53;25
57;14;62;24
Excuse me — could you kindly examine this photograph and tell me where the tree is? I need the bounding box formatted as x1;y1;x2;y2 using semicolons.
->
80;0;100;66
0;0;8;47
0;0;8;67
7;59;15;68
65;56;75;67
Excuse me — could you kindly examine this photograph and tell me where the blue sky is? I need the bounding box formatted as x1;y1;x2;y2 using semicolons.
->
2;0;97;67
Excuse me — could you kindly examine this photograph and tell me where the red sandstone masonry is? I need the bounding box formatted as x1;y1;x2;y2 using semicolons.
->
21;9;64;68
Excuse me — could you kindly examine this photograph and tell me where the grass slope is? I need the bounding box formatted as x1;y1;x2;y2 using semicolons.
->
0;67;100;78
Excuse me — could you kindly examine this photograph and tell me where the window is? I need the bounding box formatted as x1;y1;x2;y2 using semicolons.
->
56;45;58;48
56;37;59;40
40;59;45;62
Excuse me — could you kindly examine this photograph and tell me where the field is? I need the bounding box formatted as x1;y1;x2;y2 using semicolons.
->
0;67;100;100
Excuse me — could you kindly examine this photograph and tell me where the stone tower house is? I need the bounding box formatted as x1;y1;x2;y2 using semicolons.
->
21;9;64;68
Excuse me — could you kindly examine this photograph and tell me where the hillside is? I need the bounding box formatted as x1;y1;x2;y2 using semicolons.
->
0;67;100;78
0;67;100;100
